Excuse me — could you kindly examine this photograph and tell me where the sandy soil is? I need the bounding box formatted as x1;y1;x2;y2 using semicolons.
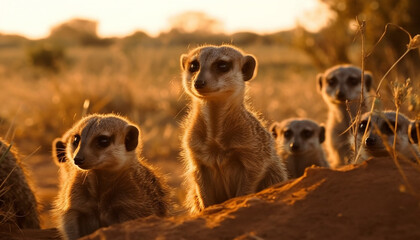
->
3;156;418;240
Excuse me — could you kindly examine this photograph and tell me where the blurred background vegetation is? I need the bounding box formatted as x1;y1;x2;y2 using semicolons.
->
0;0;418;227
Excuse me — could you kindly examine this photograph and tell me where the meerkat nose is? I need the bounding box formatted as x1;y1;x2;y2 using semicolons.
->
365;137;376;147
194;79;206;89
335;90;346;101
290;142;300;152
74;156;85;166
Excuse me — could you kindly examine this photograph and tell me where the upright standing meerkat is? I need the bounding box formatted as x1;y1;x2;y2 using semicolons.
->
0;138;39;229
52;114;171;240
317;64;373;167
353;111;420;164
270;118;329;179
180;45;287;214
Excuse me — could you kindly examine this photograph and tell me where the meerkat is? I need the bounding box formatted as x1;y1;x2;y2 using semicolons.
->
353;111;420;164
52;114;171;240
180;44;288;214
0;138;40;229
317;64;373;167
270;118;329;179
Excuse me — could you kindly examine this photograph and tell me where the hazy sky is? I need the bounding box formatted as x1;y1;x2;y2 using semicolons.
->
0;0;330;39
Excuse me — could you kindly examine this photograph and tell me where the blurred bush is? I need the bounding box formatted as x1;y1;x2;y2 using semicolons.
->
49;18;114;47
293;0;420;75
27;43;64;72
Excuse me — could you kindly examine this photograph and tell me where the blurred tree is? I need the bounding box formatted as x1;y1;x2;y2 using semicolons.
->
49;18;112;46
168;11;224;34
160;11;228;46
294;0;420;78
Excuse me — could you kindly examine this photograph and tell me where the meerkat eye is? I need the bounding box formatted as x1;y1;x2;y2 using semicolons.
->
326;76;337;87
72;134;80;147
283;129;293;139
301;129;314;139
381;121;396;135
189;60;200;73
215;60;232;73
347;76;360;86
96;135;111;148
358;120;368;133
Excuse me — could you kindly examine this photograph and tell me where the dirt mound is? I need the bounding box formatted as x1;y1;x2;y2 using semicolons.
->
81;157;420;240
2;157;419;240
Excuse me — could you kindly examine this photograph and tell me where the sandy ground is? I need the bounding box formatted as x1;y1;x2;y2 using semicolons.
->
2;156;420;240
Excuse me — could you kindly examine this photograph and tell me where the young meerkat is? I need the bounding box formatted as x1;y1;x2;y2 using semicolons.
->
270;118;329;179
52;114;171;240
0;138;40;229
180;45;287;214
353;111;420;164
317;64;373;167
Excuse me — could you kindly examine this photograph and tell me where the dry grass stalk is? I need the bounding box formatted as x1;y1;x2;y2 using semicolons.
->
352;21;419;195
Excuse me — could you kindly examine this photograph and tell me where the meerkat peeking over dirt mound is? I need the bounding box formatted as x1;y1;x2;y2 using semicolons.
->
317;64;373;168
0;138;40;229
270;118;329;178
180;45;287;214
52;114;171;240
353;111;420;164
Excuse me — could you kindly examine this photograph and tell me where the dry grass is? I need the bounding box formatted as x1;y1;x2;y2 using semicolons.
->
0;27;418;227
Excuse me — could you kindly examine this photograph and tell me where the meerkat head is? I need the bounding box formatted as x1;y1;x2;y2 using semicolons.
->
270;119;325;155
52;114;140;171
356;111;415;159
180;45;257;100
317;65;372;105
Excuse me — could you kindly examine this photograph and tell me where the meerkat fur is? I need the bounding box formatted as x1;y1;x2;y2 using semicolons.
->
317;64;373;167
180;44;287;214
52;114;171;240
0;138;40;229
270;118;329;178
353;111;420;164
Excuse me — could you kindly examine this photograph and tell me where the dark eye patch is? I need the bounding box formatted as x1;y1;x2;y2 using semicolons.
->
380;121;396;135
301;129;314;139
73;134;81;147
214;60;232;73
96;135;112;148
189;60;200;73
347;76;360;86
326;76;337;87
283;129;293;139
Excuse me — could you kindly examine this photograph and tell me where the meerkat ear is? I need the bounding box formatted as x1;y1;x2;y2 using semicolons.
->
364;71;373;92
180;54;188;71
319;125;326;143
269;122;279;139
242;55;257;81
409;121;419;144
52;138;67;163
316;73;324;92
125;125;139;152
